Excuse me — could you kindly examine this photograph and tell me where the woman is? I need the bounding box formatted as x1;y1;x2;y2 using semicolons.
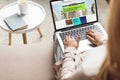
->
54;0;120;80
98;0;120;80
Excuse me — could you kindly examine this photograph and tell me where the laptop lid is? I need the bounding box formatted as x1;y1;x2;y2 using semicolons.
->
50;0;98;32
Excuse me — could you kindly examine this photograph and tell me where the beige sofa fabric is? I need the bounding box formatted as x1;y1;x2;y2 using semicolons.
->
0;41;55;80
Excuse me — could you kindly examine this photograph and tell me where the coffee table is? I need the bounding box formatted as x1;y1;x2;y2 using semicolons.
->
0;1;46;45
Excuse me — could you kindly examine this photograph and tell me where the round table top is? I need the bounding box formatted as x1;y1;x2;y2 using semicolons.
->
0;1;46;33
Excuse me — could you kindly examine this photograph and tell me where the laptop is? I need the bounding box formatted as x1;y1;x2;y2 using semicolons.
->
50;0;107;53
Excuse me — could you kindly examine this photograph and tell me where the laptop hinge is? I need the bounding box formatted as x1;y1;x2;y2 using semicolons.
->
55;22;95;32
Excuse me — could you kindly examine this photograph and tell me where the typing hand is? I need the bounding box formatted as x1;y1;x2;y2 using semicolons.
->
86;30;103;46
64;36;80;49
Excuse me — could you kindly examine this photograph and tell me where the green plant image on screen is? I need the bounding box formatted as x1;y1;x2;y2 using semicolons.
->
63;3;86;13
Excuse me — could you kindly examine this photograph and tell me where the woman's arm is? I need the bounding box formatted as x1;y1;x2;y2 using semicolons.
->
55;33;106;80
59;47;77;80
58;36;88;80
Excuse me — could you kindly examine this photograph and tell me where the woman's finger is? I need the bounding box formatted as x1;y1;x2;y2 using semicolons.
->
77;37;80;43
71;36;75;41
87;32;95;38
87;30;94;34
65;36;69;41
86;35;95;43
64;41;67;45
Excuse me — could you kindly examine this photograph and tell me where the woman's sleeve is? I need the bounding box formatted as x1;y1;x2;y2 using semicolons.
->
97;37;107;46
59;47;86;80
59;47;77;80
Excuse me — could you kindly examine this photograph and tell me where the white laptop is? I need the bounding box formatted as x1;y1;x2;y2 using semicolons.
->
50;0;107;53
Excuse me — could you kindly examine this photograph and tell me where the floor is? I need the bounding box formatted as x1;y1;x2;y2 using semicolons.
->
0;0;108;45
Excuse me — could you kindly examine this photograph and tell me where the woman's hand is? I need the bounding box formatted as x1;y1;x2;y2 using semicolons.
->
86;30;103;46
64;36;80;49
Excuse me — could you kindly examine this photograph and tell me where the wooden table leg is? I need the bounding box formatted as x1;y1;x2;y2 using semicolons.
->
37;28;43;38
22;33;27;44
8;33;12;45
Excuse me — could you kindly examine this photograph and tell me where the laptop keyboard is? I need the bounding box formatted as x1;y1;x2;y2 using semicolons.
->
60;25;103;41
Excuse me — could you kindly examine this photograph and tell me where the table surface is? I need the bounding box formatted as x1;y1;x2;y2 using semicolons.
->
0;1;46;33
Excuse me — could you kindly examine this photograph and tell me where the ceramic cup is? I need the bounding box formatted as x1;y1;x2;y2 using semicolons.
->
18;2;28;16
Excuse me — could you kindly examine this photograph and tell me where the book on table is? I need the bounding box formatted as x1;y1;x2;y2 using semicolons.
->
4;13;28;31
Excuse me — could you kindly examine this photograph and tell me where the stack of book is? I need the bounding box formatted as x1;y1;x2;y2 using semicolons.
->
4;13;28;31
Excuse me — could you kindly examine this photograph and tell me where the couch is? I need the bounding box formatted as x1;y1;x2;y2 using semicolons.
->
0;40;55;80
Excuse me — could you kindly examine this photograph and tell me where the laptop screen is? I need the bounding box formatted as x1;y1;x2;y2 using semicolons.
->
50;0;98;30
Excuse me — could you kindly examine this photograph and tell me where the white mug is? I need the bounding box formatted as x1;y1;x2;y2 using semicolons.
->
18;2;28;16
